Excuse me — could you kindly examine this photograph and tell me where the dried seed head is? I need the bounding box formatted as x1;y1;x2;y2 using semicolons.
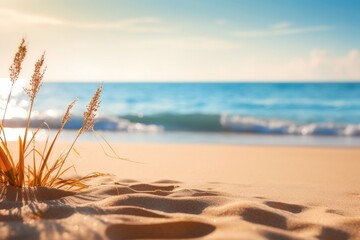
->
81;84;102;133
24;52;46;102
62;100;77;127
9;38;27;83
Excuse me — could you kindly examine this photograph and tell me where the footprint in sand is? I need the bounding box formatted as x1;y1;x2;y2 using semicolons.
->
129;183;177;192
240;207;288;230
264;201;306;214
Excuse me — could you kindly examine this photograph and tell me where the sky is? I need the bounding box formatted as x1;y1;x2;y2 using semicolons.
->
0;0;359;82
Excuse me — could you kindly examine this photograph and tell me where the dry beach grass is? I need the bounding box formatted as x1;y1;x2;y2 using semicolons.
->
0;39;104;190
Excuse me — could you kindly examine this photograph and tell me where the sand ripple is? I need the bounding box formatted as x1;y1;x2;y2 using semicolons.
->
0;176;359;239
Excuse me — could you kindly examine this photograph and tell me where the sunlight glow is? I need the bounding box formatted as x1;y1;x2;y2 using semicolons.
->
0;78;28;119
0;128;29;142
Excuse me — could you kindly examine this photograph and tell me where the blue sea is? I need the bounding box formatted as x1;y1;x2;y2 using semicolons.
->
1;82;360;146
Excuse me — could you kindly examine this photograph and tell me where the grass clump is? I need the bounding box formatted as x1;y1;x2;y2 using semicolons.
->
0;39;104;191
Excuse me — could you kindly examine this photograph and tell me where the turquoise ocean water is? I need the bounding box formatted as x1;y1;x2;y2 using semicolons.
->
1;82;360;146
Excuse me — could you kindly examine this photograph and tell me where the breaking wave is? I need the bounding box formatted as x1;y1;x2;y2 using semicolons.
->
3;113;360;136
220;114;360;136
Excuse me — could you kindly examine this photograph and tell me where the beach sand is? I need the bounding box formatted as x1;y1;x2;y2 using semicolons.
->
1;143;359;239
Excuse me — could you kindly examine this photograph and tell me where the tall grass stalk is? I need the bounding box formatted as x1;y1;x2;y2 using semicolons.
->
1;38;27;146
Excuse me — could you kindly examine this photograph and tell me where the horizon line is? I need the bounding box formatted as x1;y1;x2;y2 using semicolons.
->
42;80;360;84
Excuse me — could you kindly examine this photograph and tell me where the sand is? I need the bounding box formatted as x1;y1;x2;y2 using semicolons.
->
0;143;359;239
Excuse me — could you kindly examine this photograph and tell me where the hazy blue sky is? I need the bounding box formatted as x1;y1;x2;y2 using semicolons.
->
0;0;359;81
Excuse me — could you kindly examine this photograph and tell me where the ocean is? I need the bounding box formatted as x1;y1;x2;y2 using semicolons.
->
1;82;360;146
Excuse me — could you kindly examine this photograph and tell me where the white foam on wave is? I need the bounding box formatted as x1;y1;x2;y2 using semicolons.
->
3;114;163;133
220;114;360;136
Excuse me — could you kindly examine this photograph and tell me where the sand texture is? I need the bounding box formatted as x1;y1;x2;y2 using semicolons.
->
0;144;359;239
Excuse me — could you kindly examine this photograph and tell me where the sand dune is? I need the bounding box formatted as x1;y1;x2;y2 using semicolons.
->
0;144;359;239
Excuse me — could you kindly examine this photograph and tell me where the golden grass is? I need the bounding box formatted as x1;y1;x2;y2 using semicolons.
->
0;38;105;191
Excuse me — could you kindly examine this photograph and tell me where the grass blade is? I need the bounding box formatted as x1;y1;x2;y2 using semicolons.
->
18;137;25;186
